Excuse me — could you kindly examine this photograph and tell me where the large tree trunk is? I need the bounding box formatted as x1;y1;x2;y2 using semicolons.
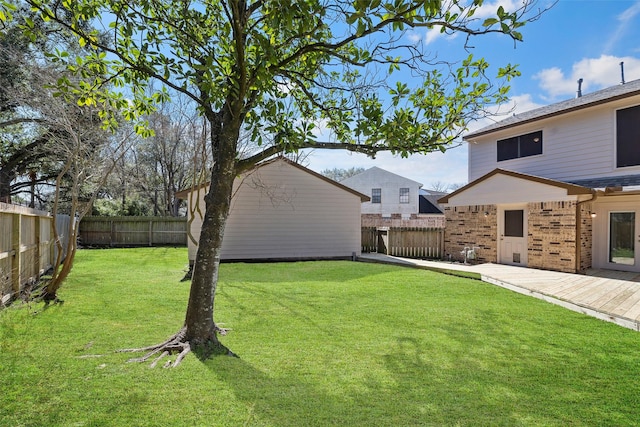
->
120;108;242;366
183;143;237;350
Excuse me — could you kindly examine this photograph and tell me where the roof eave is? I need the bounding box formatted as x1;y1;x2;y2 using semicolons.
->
464;87;640;140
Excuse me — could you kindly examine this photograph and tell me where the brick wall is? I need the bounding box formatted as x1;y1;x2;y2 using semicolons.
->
579;203;593;271
527;201;578;273
443;205;497;263
444;201;590;273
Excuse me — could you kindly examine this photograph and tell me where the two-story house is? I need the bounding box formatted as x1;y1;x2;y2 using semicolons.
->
439;78;640;273
341;166;444;228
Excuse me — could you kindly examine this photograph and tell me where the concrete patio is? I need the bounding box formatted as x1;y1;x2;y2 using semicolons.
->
358;253;640;331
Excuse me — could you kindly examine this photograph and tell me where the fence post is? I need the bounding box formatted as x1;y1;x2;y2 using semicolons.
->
11;212;21;295
49;216;55;272
34;215;41;276
110;219;116;247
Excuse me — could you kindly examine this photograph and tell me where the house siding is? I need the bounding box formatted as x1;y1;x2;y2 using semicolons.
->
590;194;640;270
185;159;362;261
443;205;497;263
468;96;640;182
341;167;422;217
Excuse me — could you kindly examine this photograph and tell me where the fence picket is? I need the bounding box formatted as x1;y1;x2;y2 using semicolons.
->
79;217;187;247
0;203;70;304
361;226;444;260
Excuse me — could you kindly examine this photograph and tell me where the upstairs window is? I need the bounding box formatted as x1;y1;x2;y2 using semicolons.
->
371;188;381;203
399;188;410;203
617;105;640;168
497;130;543;162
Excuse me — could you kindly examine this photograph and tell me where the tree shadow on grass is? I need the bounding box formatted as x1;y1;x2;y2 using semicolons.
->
217;281;335;337
209;325;629;426
206;334;547;426
203;348;436;427
218;260;404;284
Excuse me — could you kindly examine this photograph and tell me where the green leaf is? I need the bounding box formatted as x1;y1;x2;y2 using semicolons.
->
482;18;498;27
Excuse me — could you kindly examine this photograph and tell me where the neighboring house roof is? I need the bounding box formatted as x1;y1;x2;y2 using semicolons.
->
342;166;423;188
438;168;594;204
419;195;444;214
420;189;448;197
464;78;640;140
419;189;447;214
175;157;370;202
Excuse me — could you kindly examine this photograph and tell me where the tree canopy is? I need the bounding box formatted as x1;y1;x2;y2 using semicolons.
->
1;0;550;365
3;0;546;159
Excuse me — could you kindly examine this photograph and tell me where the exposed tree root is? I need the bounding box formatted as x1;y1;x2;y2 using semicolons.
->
117;325;237;368
180;265;193;282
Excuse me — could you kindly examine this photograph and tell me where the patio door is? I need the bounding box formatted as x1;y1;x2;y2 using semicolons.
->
606;210;640;272
499;206;528;266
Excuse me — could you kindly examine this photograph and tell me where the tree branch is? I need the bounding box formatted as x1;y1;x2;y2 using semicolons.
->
0;117;47;128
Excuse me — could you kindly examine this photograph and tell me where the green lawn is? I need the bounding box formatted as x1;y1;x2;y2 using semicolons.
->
1;248;639;426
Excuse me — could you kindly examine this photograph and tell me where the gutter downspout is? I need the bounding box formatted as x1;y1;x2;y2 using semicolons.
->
575;191;598;273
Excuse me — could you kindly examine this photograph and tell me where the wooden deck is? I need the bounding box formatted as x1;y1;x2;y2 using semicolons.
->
358;253;640;331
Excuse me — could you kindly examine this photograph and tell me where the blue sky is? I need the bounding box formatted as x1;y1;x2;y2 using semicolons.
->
303;0;640;189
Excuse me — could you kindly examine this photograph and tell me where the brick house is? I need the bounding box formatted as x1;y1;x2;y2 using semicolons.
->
439;78;640;273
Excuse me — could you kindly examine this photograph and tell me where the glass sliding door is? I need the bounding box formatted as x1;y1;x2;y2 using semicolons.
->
609;212;635;266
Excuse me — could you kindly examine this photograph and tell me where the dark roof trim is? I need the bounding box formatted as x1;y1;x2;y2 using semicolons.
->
464;79;640;140
437;168;594;204
175;157;370;202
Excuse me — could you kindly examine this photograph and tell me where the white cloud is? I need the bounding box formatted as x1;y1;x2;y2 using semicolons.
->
471;0;523;19
533;55;640;100
425;27;448;45
411;0;523;46
407;31;422;44
463;93;543;134
509;93;544;115
604;0;640;54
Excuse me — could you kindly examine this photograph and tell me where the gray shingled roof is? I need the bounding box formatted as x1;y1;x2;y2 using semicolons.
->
464;78;640;140
567;174;640;189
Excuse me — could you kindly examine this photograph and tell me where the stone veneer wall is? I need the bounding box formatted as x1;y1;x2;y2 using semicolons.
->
443;205;497;263
527;201;579;273
361;213;445;228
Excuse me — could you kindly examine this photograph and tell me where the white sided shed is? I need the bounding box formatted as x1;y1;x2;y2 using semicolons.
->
176;157;369;263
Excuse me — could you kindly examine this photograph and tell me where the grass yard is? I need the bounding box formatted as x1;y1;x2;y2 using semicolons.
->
1;248;639;426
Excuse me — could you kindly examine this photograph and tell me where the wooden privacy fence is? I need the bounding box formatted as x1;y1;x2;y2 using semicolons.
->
362;226;444;259
79;216;187;247
0;203;71;304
